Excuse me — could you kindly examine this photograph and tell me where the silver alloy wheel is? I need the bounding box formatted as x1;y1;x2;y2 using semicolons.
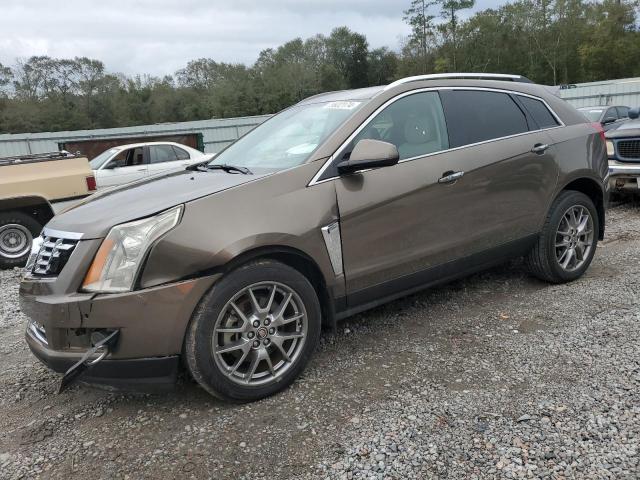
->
0;224;32;259
212;281;308;386
555;205;594;272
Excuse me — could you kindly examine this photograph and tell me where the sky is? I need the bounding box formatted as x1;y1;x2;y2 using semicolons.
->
0;0;505;76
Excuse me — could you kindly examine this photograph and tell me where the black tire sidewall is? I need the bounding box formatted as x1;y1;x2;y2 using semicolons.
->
185;260;321;402
544;191;599;282
0;211;42;268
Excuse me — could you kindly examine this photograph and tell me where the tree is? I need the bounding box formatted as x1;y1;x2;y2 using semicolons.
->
0;63;12;96
326;27;370;88
437;0;475;70
403;0;438;73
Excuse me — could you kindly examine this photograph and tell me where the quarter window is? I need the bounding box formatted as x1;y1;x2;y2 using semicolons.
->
341;91;449;163
517;96;560;129
149;145;178;164
440;90;529;148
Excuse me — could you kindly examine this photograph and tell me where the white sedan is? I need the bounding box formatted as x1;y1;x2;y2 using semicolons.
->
89;142;215;188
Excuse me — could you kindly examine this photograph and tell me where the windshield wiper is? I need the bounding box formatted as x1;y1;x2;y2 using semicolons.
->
205;164;252;175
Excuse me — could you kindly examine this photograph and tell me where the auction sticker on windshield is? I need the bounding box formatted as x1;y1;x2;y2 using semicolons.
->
324;101;361;110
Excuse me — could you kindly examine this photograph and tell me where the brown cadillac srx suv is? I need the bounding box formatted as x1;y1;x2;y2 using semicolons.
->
20;74;608;402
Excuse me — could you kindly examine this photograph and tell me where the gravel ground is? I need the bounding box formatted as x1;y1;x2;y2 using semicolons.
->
0;202;638;479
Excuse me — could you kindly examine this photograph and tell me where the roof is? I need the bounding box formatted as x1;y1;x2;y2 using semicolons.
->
297;86;385;105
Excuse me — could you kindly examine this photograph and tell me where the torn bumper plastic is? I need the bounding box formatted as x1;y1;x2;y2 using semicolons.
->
26;324;179;393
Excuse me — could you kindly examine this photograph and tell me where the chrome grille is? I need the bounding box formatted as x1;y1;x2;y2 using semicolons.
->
31;235;78;276
617;139;640;160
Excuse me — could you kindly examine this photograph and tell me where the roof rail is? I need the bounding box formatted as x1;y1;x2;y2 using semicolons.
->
384;73;533;90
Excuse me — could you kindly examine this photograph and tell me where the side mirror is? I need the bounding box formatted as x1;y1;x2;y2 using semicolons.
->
628;108;640;119
337;139;399;175
103;162;118;170
602;116;617;125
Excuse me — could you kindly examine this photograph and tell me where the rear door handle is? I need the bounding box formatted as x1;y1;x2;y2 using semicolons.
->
438;171;464;184
531;143;549;154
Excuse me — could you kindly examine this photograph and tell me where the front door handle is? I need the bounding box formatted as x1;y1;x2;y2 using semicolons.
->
438;170;464;184
531;143;549;154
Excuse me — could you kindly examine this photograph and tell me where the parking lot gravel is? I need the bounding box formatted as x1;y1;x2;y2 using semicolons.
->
0;201;638;479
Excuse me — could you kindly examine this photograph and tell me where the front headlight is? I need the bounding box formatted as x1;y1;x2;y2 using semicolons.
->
606;140;615;157
82;205;183;293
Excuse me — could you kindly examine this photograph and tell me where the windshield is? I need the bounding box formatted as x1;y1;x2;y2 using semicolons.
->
208;100;364;172
90;148;120;169
579;108;603;122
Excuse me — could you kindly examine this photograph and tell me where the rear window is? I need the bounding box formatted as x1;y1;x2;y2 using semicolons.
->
580;108;604;122
440;90;529;148
518;96;560;129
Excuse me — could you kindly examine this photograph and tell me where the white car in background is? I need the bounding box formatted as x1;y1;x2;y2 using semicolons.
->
89;142;215;188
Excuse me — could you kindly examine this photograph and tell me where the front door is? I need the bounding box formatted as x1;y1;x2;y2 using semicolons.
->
97;147;148;188
333;91;459;305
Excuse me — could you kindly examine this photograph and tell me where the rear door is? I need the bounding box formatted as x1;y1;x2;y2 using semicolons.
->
147;144;190;176
438;89;559;253
96;146;147;188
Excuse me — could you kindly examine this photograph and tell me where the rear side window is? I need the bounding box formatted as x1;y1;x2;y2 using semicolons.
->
150;145;178;164
173;146;190;160
518;96;560;129
439;90;529;148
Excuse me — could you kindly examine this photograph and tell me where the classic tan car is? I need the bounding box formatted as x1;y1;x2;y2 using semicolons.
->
0;151;96;268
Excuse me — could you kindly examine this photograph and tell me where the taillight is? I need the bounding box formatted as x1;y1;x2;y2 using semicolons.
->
591;122;606;143
86;175;97;191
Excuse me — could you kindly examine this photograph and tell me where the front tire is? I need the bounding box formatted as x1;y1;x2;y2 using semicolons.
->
526;190;599;283
0;211;41;269
184;259;321;402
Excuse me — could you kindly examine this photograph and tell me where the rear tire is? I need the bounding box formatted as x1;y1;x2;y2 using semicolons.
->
184;259;321;402
526;190;599;283
0;211;41;269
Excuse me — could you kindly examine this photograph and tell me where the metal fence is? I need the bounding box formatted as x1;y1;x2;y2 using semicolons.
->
0;115;271;158
558;77;640;108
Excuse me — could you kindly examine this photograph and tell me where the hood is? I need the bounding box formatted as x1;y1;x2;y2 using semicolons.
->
606;120;640;139
48;169;268;238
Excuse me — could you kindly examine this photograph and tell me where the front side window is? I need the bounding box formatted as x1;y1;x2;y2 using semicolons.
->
617;106;630;118
604;107;618;121
339;91;449;163
150;145;178;164
90;148;119;169
208;101;364;173
107;147;144;168
440;90;529;148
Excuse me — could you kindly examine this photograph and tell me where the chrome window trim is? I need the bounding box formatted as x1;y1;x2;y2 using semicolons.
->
308;86;565;187
41;227;84;240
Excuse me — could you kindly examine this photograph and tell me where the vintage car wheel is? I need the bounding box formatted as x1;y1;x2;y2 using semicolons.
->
0;211;41;269
527;190;599;283
184;259;321;402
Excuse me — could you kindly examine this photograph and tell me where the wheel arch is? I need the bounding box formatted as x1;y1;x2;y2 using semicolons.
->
221;245;336;330
558;177;605;240
0;196;54;227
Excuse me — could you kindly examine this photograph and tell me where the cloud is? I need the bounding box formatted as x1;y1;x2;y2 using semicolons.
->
0;0;503;76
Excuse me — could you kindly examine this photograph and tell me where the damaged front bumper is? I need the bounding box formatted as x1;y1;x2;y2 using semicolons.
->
609;161;640;191
21;263;221;392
